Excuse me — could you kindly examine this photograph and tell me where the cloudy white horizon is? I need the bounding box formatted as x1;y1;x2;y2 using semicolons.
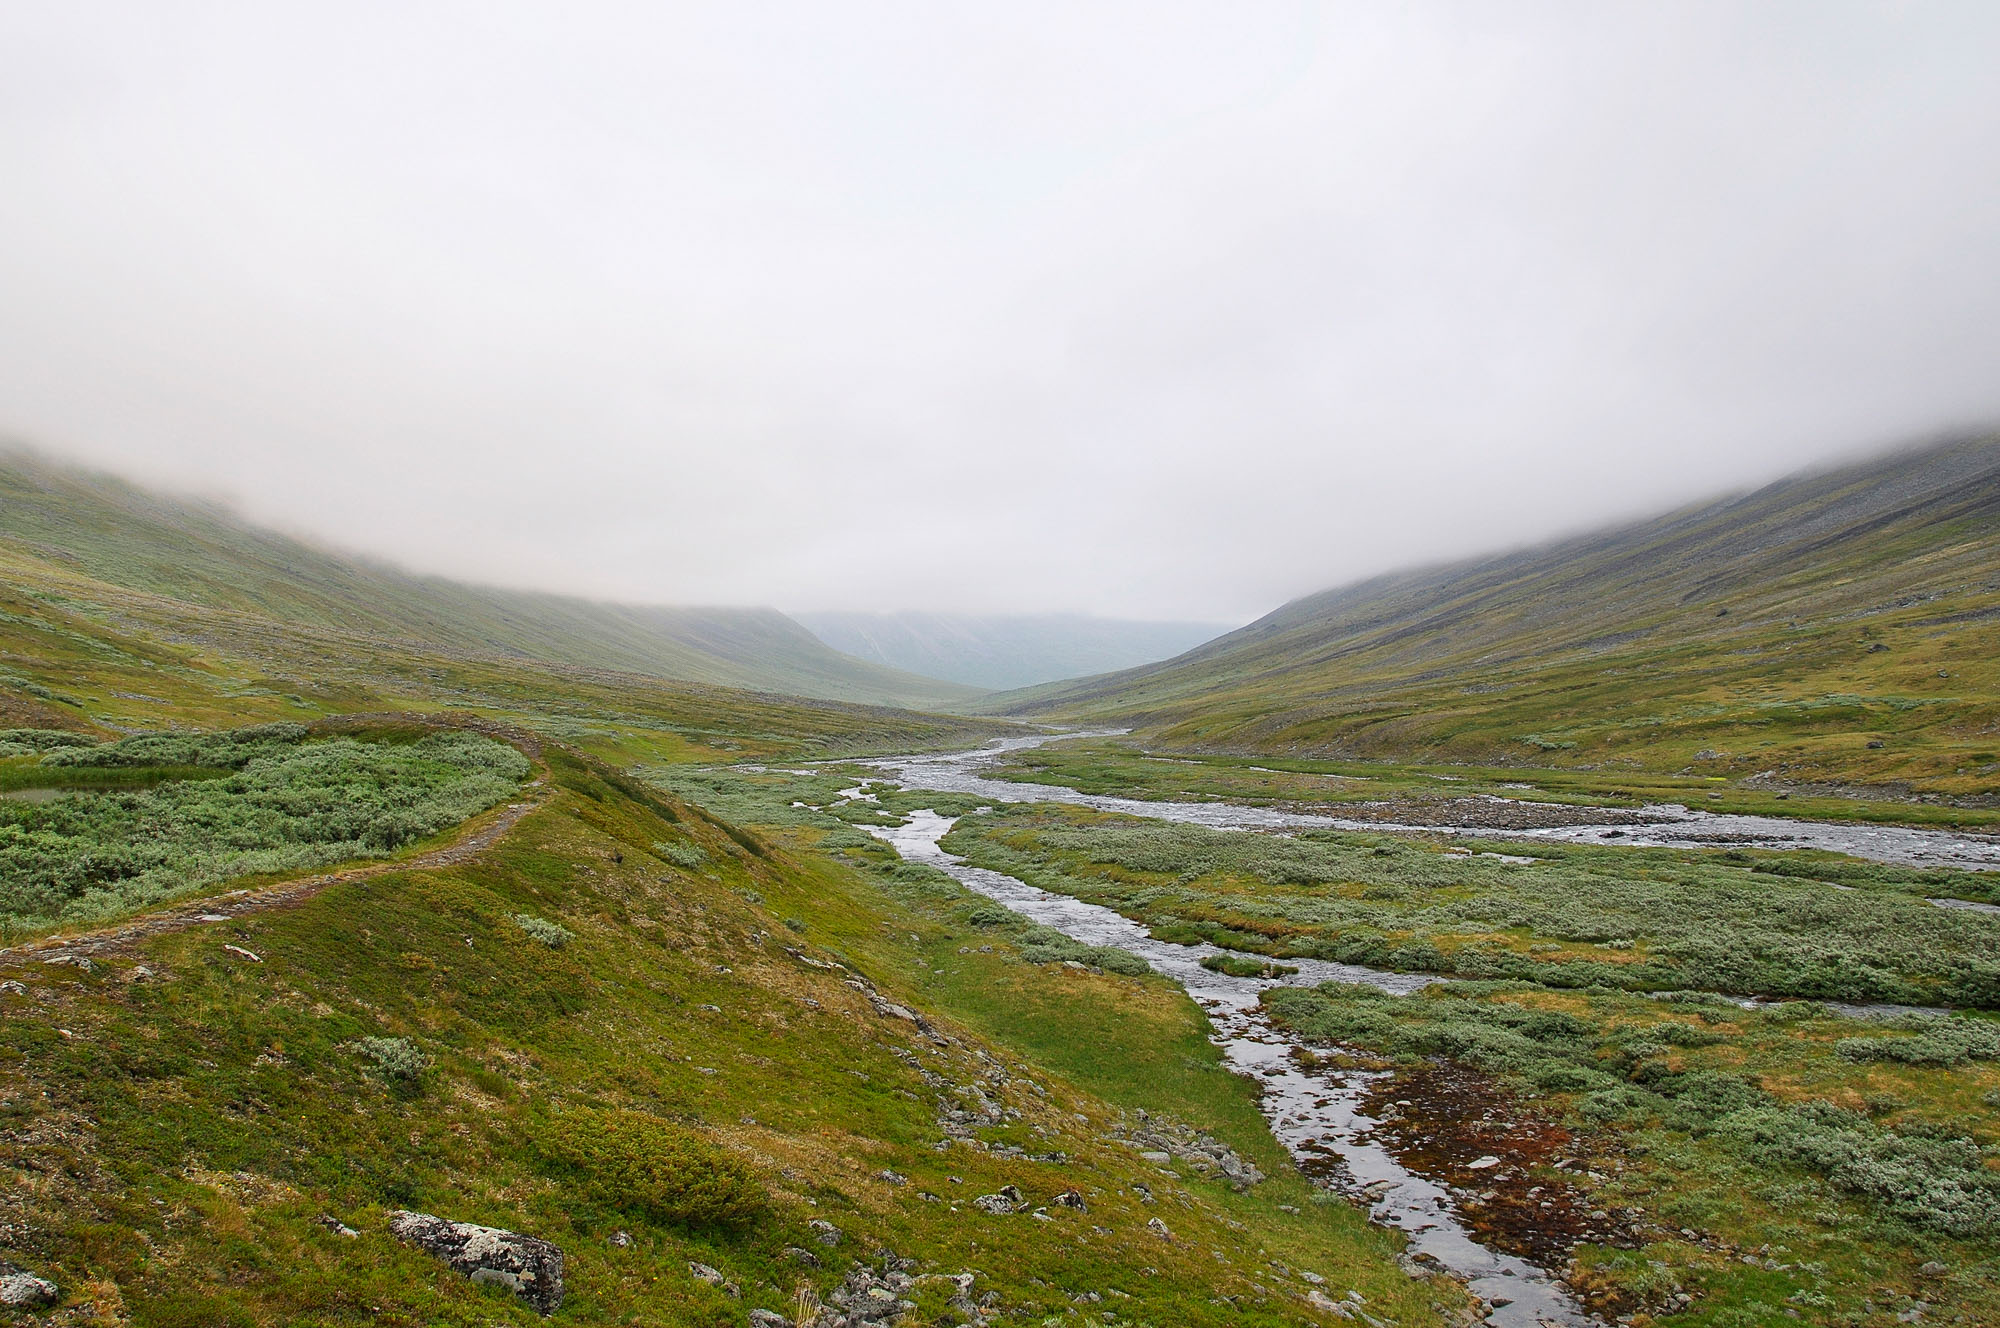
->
3;2;1997;623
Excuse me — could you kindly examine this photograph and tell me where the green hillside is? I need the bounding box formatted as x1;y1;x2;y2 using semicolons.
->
0;449;982;712
1000;434;2000;796
0;456;1436;1324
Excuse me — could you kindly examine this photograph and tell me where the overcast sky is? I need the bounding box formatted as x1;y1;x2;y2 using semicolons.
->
2;3;1997;623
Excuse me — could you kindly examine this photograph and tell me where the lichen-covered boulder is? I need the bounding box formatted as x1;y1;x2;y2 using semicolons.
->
388;1210;564;1315
0;1261;59;1309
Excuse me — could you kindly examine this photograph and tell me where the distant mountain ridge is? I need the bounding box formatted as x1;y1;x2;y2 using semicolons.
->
994;434;2000;787
0;449;981;711
794;610;1235;691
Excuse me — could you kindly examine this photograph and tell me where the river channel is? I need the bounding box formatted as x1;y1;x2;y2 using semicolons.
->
839;733;2000;1326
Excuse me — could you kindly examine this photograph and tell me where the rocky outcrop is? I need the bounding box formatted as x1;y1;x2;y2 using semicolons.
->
1113;1107;1264;1189
388;1210;564;1315
0;1262;59;1309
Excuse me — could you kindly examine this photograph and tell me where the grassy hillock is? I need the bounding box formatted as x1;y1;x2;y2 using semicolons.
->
0;449;981;712
0;737;1450;1327
998;435;2000;798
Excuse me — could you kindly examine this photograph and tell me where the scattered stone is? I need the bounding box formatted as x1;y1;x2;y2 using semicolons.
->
0;1262;59;1308
1919;1262;1948;1279
748;1310;790;1327
314;1214;359;1238
0;981;25;997
783;1246;821;1266
871;997;920;1023
123;965;156;983
1305;1288;1356;1318
222;944;263;963
609;1230;632;1248
824;1257;926;1326
388;1210;564;1315
785;947;841;971
808;1218;843;1247
1113;1111;1264;1189
1051;1189;1087;1211
45;954;95;973
973;1185;1024;1215
1467;1155;1501;1170
688;1262;739;1297
876;1169;908;1186
1146;1217;1171;1239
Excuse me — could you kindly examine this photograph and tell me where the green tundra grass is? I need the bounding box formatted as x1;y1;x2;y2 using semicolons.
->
0;741;1452;1327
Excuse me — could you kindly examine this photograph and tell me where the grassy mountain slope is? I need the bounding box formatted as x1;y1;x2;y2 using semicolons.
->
0;447;1434;1321
794;611;1234;691
0;525;1002;769
1000;434;2000;795
0;449;981;711
0;727;1447;1327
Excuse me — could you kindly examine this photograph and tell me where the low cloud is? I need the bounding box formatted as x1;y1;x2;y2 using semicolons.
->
2;2;1995;620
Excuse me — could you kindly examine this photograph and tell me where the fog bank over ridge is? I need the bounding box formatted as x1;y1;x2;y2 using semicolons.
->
3;3;1997;619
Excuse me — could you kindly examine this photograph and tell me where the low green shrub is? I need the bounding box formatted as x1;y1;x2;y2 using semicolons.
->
532;1108;765;1227
653;840;708;870
1015;924;1151;976
0;730;529;929
512;914;574;949
1716;1102;2000;1237
353;1036;426;1084
1200;953;1300;979
39;722;310;769
0;728;95;756
1837;1015;2000;1066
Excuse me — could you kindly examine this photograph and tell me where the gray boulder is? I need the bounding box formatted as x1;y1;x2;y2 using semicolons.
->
972;1184;1024;1215
0;1262;58;1308
388;1210;564;1315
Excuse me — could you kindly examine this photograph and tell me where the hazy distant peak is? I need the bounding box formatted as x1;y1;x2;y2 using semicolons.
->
795;611;1236;691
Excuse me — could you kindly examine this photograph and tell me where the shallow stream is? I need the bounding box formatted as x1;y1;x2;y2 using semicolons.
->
846;734;2000;1325
872;731;2000;872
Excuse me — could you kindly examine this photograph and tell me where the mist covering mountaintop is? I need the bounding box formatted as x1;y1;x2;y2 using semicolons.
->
794;610;1235;691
